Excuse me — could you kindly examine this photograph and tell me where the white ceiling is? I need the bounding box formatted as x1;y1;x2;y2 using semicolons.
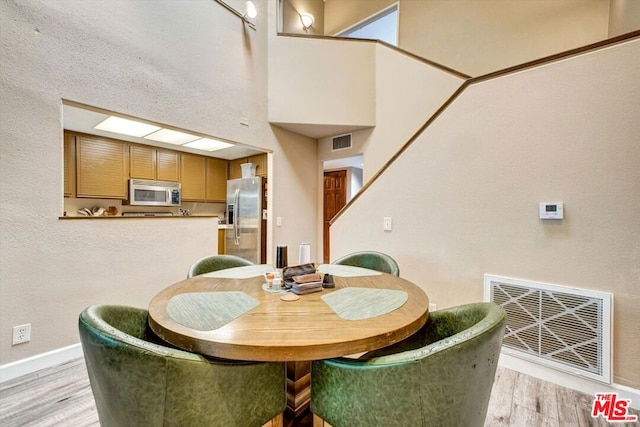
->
62;104;264;160
63;103;365;170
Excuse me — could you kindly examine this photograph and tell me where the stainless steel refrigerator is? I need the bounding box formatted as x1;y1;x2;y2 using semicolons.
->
226;177;263;264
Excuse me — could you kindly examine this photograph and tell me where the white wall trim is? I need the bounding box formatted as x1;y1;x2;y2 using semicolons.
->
499;352;640;410
0;344;83;383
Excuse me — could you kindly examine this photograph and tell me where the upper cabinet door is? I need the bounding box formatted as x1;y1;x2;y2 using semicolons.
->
206;157;227;202
76;135;128;199
156;149;180;182
180;153;206;201
228;154;267;180
129;145;156;180
130;146;179;182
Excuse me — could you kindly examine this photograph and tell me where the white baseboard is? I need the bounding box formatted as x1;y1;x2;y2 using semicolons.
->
0;343;83;383
499;352;640;410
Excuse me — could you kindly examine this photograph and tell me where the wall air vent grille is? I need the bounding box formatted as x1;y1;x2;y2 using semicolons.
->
332;134;352;151
484;275;612;384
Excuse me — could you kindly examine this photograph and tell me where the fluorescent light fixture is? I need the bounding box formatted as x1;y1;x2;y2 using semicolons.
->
94;116;161;137
245;1;257;19
144;128;201;145
183;138;234;152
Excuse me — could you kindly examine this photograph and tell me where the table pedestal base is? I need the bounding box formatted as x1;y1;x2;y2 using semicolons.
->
284;361;312;427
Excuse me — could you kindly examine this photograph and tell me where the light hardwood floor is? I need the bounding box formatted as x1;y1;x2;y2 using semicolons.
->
0;357;637;426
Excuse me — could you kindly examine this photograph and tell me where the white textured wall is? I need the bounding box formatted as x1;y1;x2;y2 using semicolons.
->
325;0;612;76
315;43;464;252
269;36;376;133
0;0;318;365
609;0;640;36
331;40;640;387
324;0;396;36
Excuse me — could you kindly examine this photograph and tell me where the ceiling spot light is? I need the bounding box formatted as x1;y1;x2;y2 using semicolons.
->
144;129;200;145
299;12;314;31
94;116;160;138
183;138;234;152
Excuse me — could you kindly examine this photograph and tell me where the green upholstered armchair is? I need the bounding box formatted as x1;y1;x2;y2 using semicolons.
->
187;254;254;278
331;251;400;276
310;302;506;427
79;305;285;427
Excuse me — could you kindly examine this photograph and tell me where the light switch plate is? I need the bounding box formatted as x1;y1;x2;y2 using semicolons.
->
383;217;392;231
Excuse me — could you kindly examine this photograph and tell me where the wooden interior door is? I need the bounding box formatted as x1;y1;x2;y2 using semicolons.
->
323;170;347;264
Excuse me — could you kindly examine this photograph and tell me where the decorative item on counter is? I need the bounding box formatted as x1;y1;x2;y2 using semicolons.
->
104;206;118;216
179;208;191;216
298;243;311;265
77;206;106;216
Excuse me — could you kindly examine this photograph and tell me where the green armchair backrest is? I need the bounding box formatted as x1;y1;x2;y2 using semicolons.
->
311;302;506;427
79;304;285;427
332;251;400;276
187;254;254;278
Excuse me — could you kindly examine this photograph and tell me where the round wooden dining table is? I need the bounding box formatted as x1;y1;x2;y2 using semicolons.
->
148;264;429;426
148;264;429;362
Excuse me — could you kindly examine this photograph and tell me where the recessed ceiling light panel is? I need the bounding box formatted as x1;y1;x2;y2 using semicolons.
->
144;129;201;145
183;138;234;151
94;116;161;137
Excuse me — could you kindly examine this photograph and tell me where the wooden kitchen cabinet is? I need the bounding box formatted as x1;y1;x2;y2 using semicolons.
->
228;153;268;179
156;149;180;181
129;144;155;180
206;157;227;202
130;144;179;182
75;134;128;199
249;154;268;177
181;154;228;202
180;153;206;201
64;132;76;197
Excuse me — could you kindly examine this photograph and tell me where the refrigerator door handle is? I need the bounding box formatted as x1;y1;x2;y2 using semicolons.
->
233;188;240;245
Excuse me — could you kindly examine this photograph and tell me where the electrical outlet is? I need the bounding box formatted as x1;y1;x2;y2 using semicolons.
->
429;303;437;312
12;324;31;345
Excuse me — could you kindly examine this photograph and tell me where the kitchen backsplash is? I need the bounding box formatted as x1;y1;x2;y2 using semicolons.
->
63;197;225;218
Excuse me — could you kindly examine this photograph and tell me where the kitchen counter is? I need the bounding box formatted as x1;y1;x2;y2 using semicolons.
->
59;215;221;220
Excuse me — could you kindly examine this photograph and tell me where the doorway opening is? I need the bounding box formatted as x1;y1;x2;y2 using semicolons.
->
337;3;399;46
323;155;363;263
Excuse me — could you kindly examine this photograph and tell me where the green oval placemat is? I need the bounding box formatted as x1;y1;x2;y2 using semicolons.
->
321;287;408;320
167;291;259;330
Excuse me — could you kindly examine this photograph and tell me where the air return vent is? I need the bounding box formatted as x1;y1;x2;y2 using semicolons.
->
484;275;612;384
332;134;352;151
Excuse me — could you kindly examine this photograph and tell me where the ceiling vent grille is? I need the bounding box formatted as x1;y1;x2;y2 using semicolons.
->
484;275;612;384
332;134;352;151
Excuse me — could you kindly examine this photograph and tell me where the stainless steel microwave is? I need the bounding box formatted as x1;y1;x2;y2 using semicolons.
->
126;179;181;206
